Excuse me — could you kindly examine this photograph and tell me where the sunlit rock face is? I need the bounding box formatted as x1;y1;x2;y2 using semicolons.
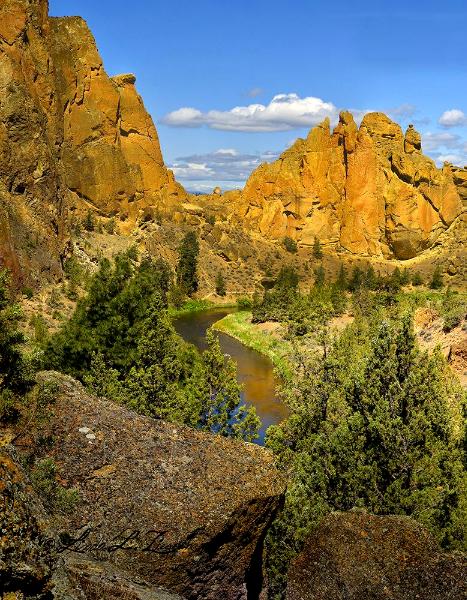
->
236;111;465;259
0;0;186;286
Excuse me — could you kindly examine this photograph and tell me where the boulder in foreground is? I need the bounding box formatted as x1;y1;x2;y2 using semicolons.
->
15;372;285;599
286;512;467;600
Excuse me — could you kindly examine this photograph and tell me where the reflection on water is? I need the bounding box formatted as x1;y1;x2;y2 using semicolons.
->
174;309;288;445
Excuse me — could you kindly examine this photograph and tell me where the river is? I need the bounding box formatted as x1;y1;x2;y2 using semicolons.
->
173;308;288;445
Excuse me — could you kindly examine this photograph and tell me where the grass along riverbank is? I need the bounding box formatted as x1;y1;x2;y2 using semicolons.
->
168;299;236;317
212;311;293;376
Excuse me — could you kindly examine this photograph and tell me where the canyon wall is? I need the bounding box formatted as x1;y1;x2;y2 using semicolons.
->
0;0;186;286
236;112;465;259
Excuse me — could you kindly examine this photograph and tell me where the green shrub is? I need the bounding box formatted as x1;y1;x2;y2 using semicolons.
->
430;266;443;289
104;217;116;234
215;272;226;296
30;458;80;514
237;297;253;310
83;209;95;232
312;237;323;259
22;286;34;299
283;236;298;253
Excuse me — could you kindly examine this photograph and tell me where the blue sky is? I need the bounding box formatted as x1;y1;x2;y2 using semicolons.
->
49;0;467;191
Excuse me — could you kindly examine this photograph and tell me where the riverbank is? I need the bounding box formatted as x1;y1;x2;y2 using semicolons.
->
168;299;236;318
212;311;293;377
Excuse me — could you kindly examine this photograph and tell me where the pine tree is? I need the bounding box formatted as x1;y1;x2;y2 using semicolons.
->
265;314;466;596
336;264;347;290
430;265;443;289
177;231;199;296
0;270;30;421
313;265;325;287
200;330;260;441
83;209;95;232
312;237;323;259
215;271;226;296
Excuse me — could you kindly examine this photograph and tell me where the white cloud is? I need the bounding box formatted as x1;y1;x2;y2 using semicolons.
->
436;153;467;166
438;109;467;128
422;132;462;151
169;148;280;190
161;93;338;132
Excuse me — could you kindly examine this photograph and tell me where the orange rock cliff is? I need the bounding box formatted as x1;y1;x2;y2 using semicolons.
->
235;112;465;259
0;0;186;286
0;0;466;288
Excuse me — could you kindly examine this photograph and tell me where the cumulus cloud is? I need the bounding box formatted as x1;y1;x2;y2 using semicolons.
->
438;109;467;128
422;131;467;167
169;148;280;191
422;132;462;151
161;93;338;132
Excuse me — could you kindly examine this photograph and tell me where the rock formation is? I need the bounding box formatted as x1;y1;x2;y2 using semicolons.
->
286;512;467;600
0;0;186;287
236;112;465;259
12;372;284;599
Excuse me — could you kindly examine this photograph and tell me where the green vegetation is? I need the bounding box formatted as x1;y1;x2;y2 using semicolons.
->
215;271;226;296
43;250;260;442
430;265;444;290
283;236;298;253
83;209;95;232
30;458;80;514
265;312;466;597
213;311;292;375
0;270;33;422
177;230;200;295
168;298;216;317
312;236;323;259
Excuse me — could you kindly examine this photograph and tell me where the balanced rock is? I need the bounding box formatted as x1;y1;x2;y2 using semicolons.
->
286;512;467;600
15;372;285;599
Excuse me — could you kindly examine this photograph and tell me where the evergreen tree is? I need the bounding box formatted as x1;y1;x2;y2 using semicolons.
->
177;231;199;296
411;271;423;286
283;236;298;253
265;314;466;597
0;270;31;421
312;237;323;259
336;264;347;290
215;271;226;296
200;330;260;441
83;209;95;232
430;265;443;289
313;265;325;287
348;266;364;291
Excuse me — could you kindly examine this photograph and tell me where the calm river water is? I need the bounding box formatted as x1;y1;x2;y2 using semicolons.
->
173;309;288;444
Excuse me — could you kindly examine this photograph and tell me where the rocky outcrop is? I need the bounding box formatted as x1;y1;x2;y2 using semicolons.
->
49;16;186;227
0;0;186;287
14;372;285;599
286;512;467;600
0;443;56;597
236;112;465;259
0;0;67;287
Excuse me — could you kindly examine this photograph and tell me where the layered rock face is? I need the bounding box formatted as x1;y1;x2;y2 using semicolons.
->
286;512;467;600
0;0;186;286
49;16;186;225
0;0;67;286
237;112;465;259
14;372;284;599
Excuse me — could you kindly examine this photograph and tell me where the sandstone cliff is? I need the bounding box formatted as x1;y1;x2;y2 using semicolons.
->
0;0;186;287
236;112;465;259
